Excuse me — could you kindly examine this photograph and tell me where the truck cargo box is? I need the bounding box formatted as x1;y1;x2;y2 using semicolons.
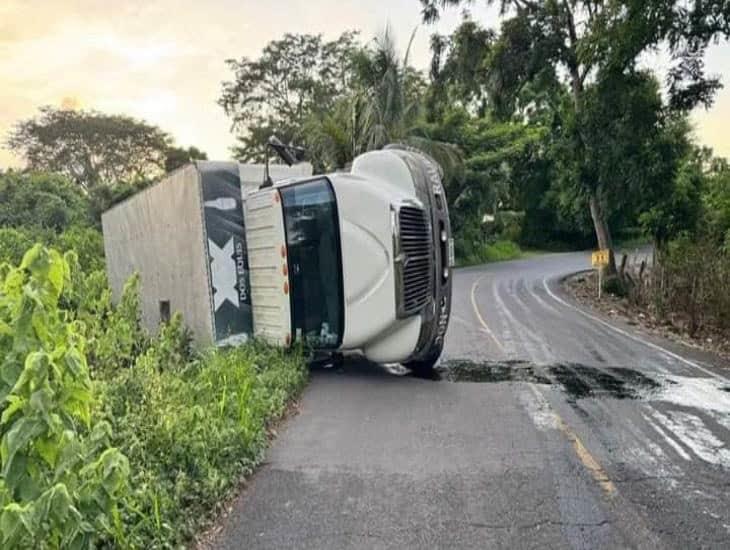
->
101;161;312;345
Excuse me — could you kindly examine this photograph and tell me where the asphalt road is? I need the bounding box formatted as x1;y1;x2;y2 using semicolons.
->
212;251;730;549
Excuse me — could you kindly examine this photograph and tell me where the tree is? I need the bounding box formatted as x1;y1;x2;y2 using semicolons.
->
0;171;91;230
552;71;690;243
428;18;496;118
420;0;730;273
305;28;462;174
426;20;578;249
219;32;359;161
639;151;704;248
6;107;173;190
164;145;208;173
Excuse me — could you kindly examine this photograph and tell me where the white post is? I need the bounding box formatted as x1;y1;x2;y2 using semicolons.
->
598;266;603;300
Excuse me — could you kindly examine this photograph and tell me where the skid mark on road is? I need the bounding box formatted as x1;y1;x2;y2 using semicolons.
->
465;272;729;505
510;279;555;361
519;278;638;367
491;279;548;362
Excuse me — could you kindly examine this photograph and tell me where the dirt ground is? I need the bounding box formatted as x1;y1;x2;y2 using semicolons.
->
564;271;730;361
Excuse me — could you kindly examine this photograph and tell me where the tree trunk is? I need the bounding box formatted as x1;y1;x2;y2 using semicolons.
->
588;193;617;275
561;4;617;278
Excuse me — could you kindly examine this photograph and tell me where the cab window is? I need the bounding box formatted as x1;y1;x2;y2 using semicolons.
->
280;178;344;348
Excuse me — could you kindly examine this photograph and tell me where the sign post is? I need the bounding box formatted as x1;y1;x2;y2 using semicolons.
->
591;249;610;300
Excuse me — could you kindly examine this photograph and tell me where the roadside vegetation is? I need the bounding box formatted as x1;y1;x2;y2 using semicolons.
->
0;172;307;547
2;0;730;546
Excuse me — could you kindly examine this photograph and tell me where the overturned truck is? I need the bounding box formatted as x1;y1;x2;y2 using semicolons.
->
102;147;453;374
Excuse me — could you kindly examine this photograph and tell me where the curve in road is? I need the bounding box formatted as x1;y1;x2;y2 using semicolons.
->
211;251;730;550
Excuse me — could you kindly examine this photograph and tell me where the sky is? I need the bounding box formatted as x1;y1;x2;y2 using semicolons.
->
1;0;729;169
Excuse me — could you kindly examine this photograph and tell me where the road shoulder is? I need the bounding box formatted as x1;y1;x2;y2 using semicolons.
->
561;271;729;373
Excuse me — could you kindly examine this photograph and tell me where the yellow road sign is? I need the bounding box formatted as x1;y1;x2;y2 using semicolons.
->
592;249;610;267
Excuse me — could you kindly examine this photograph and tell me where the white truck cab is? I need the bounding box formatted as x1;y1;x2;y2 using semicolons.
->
245;147;453;373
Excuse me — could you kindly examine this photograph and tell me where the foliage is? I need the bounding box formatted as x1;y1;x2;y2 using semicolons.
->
420;0;730;273
427;18;496;117
704;159;730;242
640;152;705;247
219;32;360;161
6;107;172;190
164;146;208;173
0;228;38;268
0;237;308;548
101;337;307;546
304;28;430;169
647;236;730;334
52;226;105;274
0;226;104;275
552;72;686;242
416;104;555;247
346;28;426;150
458;238;522;267
87;179;154;222
0;171;92;231
0;245;129;549
84;274;148;376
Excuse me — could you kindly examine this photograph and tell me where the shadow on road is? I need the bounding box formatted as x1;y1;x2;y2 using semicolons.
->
309;357;410;380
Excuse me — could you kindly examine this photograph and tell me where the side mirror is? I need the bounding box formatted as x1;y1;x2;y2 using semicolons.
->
268;136;305;166
261;135;307;188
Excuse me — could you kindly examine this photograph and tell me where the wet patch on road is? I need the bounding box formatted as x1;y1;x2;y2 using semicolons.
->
435;359;551;384
433;360;663;402
550;364;661;402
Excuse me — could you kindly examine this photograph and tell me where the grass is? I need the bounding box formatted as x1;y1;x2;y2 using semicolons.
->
457;239;535;267
100;340;308;547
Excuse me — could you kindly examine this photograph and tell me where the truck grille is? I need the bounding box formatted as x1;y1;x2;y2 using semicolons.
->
398;206;432;315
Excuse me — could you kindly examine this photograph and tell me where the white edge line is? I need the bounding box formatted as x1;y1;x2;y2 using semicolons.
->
542;276;729;383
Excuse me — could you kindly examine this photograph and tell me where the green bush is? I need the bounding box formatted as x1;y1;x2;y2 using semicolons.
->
495;211;524;243
649;235;730;333
0;246;129;549
0;172;91;231
0;242;308;548
0;227;39;266
705;165;730;241
101;337;307;546
460;239;523;266
53;226;105;273
85;274;149;375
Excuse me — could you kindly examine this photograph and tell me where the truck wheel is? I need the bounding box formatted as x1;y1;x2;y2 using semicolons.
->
405;345;442;379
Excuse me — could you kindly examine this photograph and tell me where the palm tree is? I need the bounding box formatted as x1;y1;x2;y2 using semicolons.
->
305;27;462;175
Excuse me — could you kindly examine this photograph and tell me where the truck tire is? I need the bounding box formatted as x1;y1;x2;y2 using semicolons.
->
405;344;443;378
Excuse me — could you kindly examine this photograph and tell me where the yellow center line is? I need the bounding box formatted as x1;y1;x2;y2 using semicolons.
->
469;274;505;352
557;417;617;497
527;382;617;498
470;272;616;499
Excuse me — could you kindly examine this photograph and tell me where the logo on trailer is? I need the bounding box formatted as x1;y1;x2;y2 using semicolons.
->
209;238;239;311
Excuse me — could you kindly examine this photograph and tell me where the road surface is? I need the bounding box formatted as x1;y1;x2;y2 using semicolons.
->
212;251;730;549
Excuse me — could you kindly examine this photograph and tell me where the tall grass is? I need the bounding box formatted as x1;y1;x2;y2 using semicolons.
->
459;239;523;267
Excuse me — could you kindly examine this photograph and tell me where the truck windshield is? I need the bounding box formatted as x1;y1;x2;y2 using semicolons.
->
280;178;344;348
